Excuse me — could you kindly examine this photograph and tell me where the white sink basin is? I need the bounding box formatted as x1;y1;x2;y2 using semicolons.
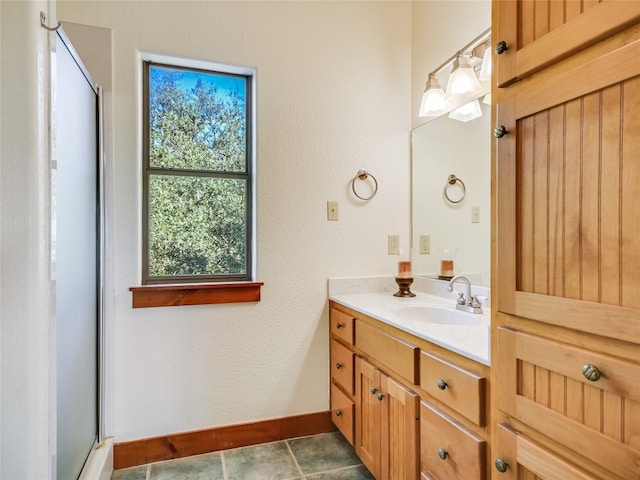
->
392;304;483;326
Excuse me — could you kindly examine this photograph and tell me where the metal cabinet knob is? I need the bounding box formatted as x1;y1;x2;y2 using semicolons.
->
335;410;342;417
583;364;601;382
494;125;508;138
377;392;385;401
336;322;344;329
370;387;378;395
438;448;448;460
495;40;508;55
335;362;343;370
437;379;448;390
495;458;509;473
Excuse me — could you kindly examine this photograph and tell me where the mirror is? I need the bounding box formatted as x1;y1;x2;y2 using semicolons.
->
411;103;491;287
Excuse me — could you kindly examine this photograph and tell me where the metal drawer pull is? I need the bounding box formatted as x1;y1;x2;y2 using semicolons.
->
494;125;508;138
438;448;448;460
335;362;343;370
583;364;601;382
335;322;344;329
370;387;378;395
494;458;508;473
335;410;342;417
377;392;385;401
437;379;448;390
495;40;508;55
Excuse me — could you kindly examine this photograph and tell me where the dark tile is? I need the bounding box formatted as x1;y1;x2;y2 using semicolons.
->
305;465;375;480
287;432;361;475
111;465;148;480
149;452;223;480
224;441;301;480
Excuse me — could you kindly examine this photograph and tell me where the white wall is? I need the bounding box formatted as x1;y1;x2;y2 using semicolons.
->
1;1;55;478
57;1;412;442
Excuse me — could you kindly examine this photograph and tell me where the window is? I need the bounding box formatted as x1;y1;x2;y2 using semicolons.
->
142;61;254;285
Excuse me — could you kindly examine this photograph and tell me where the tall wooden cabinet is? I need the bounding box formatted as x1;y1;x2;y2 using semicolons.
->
492;2;640;479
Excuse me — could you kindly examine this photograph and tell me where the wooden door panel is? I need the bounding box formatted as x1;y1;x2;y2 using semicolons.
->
494;424;599;480
495;26;640;341
380;375;419;480
355;357;380;477
498;328;640;479
495;0;640;86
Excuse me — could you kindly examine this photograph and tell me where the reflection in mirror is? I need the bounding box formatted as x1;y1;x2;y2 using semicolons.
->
411;102;490;287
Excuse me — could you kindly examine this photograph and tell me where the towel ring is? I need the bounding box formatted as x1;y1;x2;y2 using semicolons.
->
351;170;378;201
444;174;466;204
40;11;61;32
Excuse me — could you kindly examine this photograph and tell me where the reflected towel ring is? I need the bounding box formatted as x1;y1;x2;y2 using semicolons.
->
351;170;378;201
444;174;466;204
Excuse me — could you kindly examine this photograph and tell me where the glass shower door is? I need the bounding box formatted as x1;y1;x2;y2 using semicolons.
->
55;31;99;480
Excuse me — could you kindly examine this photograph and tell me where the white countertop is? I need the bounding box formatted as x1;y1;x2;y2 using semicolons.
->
328;276;491;366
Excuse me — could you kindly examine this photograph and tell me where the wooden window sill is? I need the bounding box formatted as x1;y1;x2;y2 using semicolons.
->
129;282;263;308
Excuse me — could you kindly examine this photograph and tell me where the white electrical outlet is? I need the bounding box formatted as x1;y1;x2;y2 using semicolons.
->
327;201;339;221
388;235;400;255
471;206;480;223
419;235;430;254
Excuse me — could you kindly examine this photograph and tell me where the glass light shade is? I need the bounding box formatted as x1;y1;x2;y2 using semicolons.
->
448;99;483;122
478;49;492;82
445;55;484;106
419;75;449;117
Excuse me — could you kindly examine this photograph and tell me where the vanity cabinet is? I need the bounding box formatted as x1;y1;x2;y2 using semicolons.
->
329;302;490;480
492;1;640;478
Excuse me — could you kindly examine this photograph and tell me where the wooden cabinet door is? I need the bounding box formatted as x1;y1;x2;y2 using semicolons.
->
356;357;420;480
493;424;599;480
495;22;640;344
355;357;381;478
380;375;419;480
496;327;640;480
494;0;640;86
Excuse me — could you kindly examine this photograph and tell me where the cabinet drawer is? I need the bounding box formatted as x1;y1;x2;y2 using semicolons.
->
420;351;486;426
331;308;355;345
331;339;354;395
331;382;354;445
420;401;485;480
355;320;419;384
498;327;640;480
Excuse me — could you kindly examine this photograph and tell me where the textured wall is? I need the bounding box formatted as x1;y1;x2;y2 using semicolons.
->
57;1;412;442
1;1;55;478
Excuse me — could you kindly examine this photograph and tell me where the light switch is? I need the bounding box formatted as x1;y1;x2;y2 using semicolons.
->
471;206;480;223
327;201;339;221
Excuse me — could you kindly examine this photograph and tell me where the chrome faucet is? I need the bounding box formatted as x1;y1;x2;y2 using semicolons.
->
447;275;483;314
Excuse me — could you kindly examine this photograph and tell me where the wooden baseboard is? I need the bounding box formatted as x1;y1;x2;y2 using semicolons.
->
113;411;337;469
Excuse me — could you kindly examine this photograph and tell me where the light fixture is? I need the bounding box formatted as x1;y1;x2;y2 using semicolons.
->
445;53;484;106
417;27;491;122
478;46;491;82
448;99;482;122
419;74;449;117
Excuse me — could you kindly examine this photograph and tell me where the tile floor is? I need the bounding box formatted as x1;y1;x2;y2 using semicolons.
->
111;431;374;480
